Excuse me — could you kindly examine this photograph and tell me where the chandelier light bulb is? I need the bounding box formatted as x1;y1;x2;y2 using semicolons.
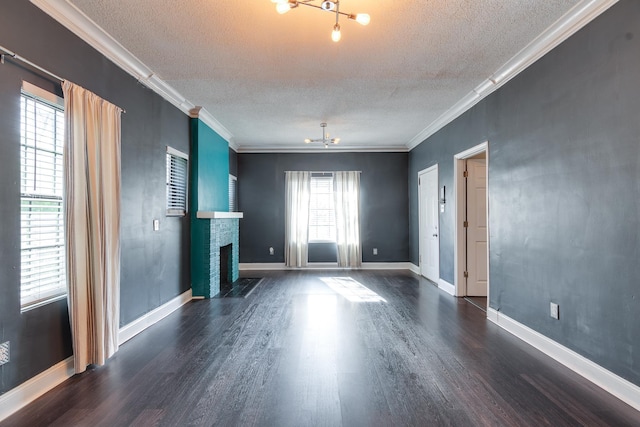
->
276;2;292;14
303;122;341;148
331;24;341;42
272;1;369;42
355;13;370;26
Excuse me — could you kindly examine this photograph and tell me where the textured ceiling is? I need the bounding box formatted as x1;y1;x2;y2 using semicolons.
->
69;0;580;151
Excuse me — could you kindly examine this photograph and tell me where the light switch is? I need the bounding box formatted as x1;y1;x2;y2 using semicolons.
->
153;219;160;231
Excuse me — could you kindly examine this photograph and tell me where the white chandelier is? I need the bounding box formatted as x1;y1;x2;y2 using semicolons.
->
271;0;370;42
305;123;340;148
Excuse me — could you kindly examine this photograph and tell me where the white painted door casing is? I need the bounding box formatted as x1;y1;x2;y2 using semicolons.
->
419;166;439;282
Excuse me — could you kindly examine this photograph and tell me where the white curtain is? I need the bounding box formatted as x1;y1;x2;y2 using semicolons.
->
334;171;361;268
285;171;311;267
62;81;122;374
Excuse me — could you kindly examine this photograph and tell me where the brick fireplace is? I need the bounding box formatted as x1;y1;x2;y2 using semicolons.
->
192;212;243;298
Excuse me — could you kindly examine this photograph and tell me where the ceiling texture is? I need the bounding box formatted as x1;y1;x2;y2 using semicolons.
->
32;0;616;152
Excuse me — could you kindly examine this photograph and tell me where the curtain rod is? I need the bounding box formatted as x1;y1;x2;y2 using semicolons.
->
1;44;126;114
0;44;64;83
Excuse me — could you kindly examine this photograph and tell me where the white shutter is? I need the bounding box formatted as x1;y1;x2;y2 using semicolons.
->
166;147;189;216
20;91;67;309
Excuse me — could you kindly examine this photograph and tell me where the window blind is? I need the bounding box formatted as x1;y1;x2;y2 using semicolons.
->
166;147;188;216
229;175;237;212
309;175;336;242
20;92;67;309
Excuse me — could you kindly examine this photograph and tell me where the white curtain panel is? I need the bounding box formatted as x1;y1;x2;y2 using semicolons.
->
62;81;122;374
285;171;311;267
334;171;362;268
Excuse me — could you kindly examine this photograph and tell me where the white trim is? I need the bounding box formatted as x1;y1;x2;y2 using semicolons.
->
166;145;188;160
408;263;420;275
438;279;455;296
237;145;409;153
0;356;74;422
361;262;416;270
240;263;287;271
487;307;640;412
453;142;489;298
188;107;234;146
239;262;416;271
417;164;439;282
454;142;488;160
118;289;192;345
407;0;619;150
21;81;64;106
196;211;244;219
29;0;234;145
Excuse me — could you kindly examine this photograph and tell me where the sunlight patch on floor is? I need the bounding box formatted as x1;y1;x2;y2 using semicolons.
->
320;277;387;303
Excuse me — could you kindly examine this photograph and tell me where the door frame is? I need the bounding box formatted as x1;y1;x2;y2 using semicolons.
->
418;164;439;282
454;141;489;299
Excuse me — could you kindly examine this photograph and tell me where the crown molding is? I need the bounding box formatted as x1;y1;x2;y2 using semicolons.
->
30;0;234;145
407;0;619;150
188;107;236;148
237;145;409;154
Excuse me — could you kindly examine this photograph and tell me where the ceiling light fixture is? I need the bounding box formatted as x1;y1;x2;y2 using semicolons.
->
304;123;340;148
271;0;370;42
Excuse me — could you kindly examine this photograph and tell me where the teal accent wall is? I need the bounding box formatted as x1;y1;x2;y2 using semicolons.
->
190;118;229;212
190;118;230;297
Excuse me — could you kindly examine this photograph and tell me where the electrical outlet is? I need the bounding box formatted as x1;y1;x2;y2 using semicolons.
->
269;247;274;255
153;219;160;231
0;341;9;365
550;302;559;320
373;248;378;255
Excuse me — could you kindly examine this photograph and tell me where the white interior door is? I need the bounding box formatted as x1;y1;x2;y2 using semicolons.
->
466;158;487;296
419;167;439;282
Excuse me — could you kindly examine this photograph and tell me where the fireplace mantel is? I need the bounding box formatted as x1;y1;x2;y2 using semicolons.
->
196;211;243;219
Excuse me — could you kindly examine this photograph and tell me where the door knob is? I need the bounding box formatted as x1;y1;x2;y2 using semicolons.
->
433;233;438;237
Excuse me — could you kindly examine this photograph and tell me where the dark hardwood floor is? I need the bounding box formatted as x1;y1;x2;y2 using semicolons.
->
3;270;639;426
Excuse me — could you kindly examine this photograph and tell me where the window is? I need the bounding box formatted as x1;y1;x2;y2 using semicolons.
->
229;174;237;212
166;147;189;216
309;175;336;242
20;84;66;310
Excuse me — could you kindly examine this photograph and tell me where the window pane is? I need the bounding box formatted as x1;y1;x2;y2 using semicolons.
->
20;92;66;309
309;176;336;241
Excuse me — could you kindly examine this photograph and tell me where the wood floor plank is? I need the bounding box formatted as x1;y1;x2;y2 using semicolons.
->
2;270;639;427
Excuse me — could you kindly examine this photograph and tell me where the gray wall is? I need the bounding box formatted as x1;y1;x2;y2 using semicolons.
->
409;0;640;386
0;0;190;393
238;152;409;263
229;148;238;177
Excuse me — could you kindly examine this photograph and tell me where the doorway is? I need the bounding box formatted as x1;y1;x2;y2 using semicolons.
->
418;165;439;283
454;142;489;304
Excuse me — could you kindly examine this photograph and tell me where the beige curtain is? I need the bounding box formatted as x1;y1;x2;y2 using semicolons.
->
285;171;311;267
62;81;122;374
334;171;361;268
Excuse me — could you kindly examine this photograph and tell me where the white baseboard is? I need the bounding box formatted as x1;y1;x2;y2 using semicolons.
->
240;263;286;270
438;279;455;296
118;289;192;345
408;263;420;275
487;307;640;412
361;262;416;270
0;356;74;422
239;262;416;271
